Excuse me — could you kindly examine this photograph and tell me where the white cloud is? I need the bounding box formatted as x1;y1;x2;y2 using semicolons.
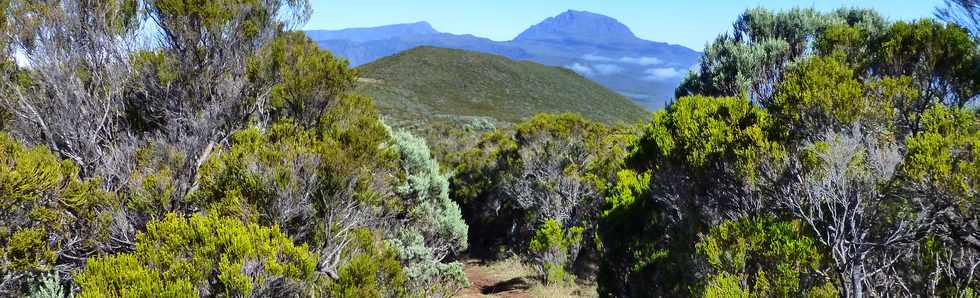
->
582;54;614;62
643;67;685;81
593;64;624;75
565;63;594;76
619;56;662;66
582;54;662;66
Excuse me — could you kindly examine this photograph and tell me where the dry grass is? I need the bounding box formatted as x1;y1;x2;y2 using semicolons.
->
480;257;536;280
526;280;597;298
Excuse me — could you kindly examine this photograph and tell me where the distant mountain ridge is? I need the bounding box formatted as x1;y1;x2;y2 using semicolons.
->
306;21;438;42
307;10;701;109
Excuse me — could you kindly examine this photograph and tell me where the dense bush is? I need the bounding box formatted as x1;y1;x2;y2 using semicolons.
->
74;213;319;297
0;134;120;295
0;0;470;296
449;113;633;281
528;218;584;284
389;128;469;296
599;95;784;296
326;229;408;298
694;216;835;297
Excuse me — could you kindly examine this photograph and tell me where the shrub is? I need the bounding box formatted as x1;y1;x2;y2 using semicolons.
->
74;213;319;297
29;273;73;298
694;216;833;297
389;128;469;295
0;133;119;296
326;229;408;298
528;219;584;284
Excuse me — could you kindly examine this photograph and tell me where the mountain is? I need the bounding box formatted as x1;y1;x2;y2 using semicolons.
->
356;46;649;126
315;33;530;67
307;10;701;110
305;21;438;42
513;10;640;45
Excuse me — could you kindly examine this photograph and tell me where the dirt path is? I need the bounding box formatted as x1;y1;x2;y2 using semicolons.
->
456;259;532;298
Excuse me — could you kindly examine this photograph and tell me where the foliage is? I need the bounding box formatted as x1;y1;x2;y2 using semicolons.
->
872;19;979;109
898;105;980;284
0;134;119;296
389;127;469;296
193;109;399;228
189;94;414;285
678;7;887;102
630;95;783;184
326;229;408;298
675;35;789;101
450;113;629;265
29;273;73;298
247;31;358;125
693;216;833;297
391;128;468;257
528;219;584;284
389;231;467;297
2;0;473;296
769;55;903;139
599;95;784;297
772;129;927;296
502;113;619;226
902;104;979;197
75;213;319;297
3;3;980;297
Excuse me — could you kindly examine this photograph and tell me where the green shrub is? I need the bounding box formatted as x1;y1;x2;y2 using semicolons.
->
0;133;118;295
694;216;834;297
74;213;319;297
529;219;584;284
247;31;358;125
600;95;784;297
327;229;408;298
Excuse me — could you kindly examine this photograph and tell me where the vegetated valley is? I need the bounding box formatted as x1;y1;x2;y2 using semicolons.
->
0;1;978;298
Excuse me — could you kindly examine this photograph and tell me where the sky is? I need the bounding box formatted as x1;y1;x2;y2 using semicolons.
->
304;0;946;50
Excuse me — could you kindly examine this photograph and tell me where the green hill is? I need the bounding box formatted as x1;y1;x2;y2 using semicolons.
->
355;46;650;127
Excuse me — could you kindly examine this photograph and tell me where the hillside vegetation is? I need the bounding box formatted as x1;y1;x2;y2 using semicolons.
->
356;46;650;126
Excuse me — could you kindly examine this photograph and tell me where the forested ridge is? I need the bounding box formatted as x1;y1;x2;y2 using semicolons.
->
0;1;977;298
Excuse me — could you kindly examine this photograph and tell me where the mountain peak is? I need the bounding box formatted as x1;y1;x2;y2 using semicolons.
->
513;10;639;44
404;21;436;32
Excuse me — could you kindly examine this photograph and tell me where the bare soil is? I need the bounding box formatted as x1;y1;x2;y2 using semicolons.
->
456;259;532;298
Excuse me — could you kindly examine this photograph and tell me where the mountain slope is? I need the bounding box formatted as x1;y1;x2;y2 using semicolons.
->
306;10;701;110
356;46;649;125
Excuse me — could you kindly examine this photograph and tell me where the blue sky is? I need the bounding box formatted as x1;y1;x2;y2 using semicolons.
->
304;0;945;49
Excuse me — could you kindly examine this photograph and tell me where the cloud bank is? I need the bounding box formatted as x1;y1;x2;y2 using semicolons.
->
643;67;685;81
582;54;662;66
593;64;624;75
565;63;594;76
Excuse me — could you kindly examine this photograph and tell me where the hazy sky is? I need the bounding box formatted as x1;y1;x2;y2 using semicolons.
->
304;0;946;49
